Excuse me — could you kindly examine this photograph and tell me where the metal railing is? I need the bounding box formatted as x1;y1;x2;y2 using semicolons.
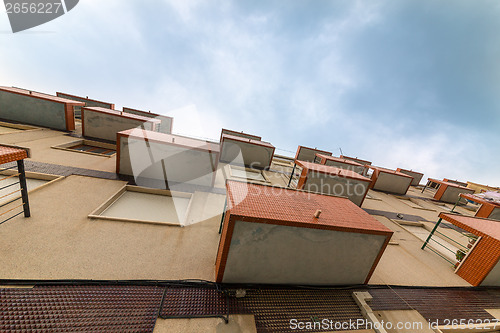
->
0;160;30;225
287;163;302;188
421;217;476;266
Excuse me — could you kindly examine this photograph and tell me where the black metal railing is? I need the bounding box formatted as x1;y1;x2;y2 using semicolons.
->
0;159;30;225
422;217;476;267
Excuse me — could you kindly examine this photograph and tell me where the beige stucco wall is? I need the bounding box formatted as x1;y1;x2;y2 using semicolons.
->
0;129;117;172
153;315;257;333
373;310;435;333
0;175;225;280
0;116;482;290
368;214;471;287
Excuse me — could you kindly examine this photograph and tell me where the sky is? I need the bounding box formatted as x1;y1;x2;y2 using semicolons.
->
0;0;499;185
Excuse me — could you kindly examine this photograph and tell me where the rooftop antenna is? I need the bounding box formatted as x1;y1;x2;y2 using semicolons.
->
339;147;343;156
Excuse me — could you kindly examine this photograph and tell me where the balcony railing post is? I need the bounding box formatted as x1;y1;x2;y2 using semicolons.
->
16;160;30;218
422;217;442;250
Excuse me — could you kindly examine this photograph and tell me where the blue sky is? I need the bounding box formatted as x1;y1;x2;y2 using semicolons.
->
1;0;499;185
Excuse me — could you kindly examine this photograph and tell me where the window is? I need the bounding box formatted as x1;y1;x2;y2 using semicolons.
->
69;144;115;155
88;185;192;226
0;169;62;204
52;140;116;157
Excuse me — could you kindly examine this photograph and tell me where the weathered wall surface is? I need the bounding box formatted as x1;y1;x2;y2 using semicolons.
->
302;173;369;206
83;109;154;142
220;139;274;168
123;108;173;134
0;90;67;130
222;220;387;284
119;136;218;187
372;172;412;195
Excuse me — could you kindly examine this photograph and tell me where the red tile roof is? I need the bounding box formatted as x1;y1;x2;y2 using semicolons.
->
226;180;392;235
0;285;163;332
0;86;85;105
221;134;274;148
441;213;500;285
118;128;220;153
295;160;371;183
369;166;413;179
368;288;500;324
316;154;364;167
160;286;367;331
0;146;28;164
440;213;500;242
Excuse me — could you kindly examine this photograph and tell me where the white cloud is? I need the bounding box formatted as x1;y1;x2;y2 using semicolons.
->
347;121;500;186
0;0;498;188
161;0;206;23
168;104;223;141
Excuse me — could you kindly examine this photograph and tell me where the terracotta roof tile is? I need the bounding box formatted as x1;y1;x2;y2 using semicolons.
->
226;180;392;235
368;288;500;325
0;285;163;332
0;146;28;164
440;213;500;241
161;286;367;332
